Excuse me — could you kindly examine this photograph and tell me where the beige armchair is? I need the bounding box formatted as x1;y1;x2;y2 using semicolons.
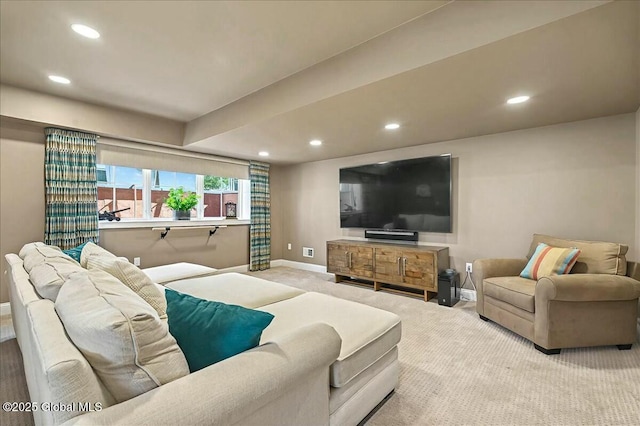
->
473;234;640;355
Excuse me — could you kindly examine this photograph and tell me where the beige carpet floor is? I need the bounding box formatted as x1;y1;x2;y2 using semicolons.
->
2;267;639;426
247;267;640;426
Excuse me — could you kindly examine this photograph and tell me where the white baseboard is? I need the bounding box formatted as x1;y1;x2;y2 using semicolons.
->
217;260;327;274
272;259;327;273
216;264;250;273
0;302;11;317
460;289;477;302
216;260;327;274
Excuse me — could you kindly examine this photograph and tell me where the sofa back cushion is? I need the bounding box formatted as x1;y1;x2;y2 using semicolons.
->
28;261;85;301
527;234;628;276
80;241;117;268
87;256;167;319
20;243;79;271
55;270;189;403
26;299;115;425
19;242;47;259
19;243;84;301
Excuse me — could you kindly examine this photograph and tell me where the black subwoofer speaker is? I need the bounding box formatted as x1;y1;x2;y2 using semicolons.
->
438;271;460;307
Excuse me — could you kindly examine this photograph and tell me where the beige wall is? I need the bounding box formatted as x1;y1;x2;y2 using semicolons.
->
277;113;637;271
0;123;46;303
270;165;284;261
100;226;249;270
2;112;636;303
636;107;640;262
0;85;185;146
0;118;252;303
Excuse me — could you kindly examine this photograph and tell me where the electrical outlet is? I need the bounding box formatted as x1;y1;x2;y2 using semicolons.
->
287;243;292;250
133;257;141;266
465;262;472;273
302;247;314;258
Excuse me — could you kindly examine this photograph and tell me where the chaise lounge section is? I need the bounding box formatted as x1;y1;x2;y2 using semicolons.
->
167;273;401;426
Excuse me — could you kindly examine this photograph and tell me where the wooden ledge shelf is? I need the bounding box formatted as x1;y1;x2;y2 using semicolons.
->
152;225;227;239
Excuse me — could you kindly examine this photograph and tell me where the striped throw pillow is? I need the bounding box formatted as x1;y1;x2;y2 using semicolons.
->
520;243;581;280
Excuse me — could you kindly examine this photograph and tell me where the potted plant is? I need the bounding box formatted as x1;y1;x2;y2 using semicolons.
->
165;187;199;220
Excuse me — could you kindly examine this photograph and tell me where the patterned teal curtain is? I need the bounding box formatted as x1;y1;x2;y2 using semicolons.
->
44;128;99;250
249;161;271;271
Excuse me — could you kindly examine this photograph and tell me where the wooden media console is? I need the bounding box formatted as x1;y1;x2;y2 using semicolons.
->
326;239;449;302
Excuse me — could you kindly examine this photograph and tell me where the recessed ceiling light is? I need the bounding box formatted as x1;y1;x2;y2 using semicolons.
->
258;151;269;157
385;123;400;130
48;75;71;84
309;139;322;146
71;24;100;39
507;95;530;104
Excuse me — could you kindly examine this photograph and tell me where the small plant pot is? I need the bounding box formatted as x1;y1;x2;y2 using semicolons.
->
173;210;191;220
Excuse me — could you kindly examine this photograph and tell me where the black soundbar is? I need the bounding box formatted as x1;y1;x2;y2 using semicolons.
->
364;229;419;242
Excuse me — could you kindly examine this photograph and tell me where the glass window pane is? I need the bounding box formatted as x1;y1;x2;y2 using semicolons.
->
202;176;239;218
151;170;196;191
150;169;197;218
97;164;144;219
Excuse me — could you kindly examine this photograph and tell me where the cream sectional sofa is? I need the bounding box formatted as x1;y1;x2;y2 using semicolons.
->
5;243;401;426
166;273;401;426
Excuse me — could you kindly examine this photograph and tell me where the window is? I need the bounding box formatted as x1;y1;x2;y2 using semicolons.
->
97;165;144;219
203;175;239;218
150;170;197;219
97;164;249;221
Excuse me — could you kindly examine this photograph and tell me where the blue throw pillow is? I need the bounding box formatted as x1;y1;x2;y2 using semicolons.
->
165;289;275;372
62;242;88;263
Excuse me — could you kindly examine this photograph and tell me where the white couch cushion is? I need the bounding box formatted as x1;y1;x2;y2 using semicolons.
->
329;347;398;414
87;256;167;319
80;241;116;268
19;244;84;301
21;244;79;271
166;272;305;308
142;262;217;284
55;270;189;403
18;242;47;259
28;260;85;301
26;299;116;425
258;292;401;387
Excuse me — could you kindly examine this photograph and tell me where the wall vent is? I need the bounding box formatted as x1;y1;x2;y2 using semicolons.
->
302;247;314;258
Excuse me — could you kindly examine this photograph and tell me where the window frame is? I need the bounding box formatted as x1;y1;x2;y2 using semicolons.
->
97;165;250;227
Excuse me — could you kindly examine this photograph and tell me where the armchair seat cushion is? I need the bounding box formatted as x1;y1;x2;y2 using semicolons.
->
484;276;536;313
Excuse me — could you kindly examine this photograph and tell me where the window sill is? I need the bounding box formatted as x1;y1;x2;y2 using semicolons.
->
99;218;250;230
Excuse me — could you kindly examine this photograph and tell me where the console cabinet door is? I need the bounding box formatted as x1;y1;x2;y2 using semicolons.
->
349;246;374;278
374;247;404;285
327;242;351;276
402;251;436;290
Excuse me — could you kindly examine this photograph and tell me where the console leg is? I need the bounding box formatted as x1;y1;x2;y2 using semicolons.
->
535;344;561;355
617;344;632;350
479;314;490;322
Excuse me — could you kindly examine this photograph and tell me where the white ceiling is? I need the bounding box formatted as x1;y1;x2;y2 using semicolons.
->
1;1;638;165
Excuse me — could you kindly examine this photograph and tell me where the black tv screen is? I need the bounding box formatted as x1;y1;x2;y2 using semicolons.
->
339;154;452;233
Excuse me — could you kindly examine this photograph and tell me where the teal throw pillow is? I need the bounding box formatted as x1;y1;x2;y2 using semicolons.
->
62;242;88;263
165;289;275;372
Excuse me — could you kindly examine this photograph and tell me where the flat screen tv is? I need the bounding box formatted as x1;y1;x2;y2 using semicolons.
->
339;154;452;233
